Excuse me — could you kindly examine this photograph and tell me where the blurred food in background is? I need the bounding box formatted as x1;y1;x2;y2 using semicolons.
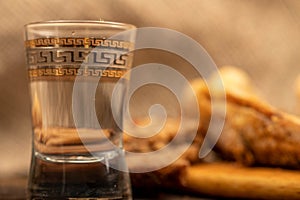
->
125;66;300;199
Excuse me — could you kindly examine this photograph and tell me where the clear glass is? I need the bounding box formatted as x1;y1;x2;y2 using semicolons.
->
24;20;135;199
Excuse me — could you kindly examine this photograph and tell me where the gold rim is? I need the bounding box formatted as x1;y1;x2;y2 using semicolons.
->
25;20;136;30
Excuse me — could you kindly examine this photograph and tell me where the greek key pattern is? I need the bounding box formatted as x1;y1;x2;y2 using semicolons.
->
25;37;133;81
27;48;130;69
28;67;127;81
25;37;134;50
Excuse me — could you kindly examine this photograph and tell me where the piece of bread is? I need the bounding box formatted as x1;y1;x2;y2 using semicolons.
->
193;66;300;168
180;162;300;199
126;66;300;197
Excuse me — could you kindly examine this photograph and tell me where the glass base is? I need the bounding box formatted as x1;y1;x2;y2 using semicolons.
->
28;151;132;200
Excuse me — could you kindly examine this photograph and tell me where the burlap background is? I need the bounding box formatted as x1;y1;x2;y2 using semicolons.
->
1;0;300;177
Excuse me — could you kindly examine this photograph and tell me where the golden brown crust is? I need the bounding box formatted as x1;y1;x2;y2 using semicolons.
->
180;162;300;199
217;99;300;167
193;66;300;168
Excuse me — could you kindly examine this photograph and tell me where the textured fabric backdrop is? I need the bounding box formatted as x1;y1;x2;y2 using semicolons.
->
1;0;300;177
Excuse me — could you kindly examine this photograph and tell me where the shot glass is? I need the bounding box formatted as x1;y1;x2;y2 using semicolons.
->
24;20;135;199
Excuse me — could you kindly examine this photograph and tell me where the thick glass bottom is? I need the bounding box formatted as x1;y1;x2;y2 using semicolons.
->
28;150;132;200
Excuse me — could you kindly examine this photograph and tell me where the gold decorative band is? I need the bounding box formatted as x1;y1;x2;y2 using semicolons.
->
26;48;131;69
25;37;134;50
25;37;133;81
28;67;127;81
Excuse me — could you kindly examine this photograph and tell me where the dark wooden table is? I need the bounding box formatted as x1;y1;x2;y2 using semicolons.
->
0;177;213;200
